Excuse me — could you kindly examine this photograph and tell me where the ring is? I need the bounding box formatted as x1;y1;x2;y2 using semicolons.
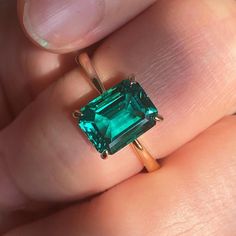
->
73;53;163;172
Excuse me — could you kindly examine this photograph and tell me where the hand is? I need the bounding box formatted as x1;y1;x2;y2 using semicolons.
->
1;0;236;235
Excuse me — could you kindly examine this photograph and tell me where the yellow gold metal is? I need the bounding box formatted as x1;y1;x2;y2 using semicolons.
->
132;140;160;172
72;110;83;119
132;139;143;150
76;54;106;94
127;74;136;84
155;114;164;122
101;150;109;159
75;53;161;172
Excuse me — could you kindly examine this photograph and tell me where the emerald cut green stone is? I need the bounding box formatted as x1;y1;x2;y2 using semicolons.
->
78;79;158;155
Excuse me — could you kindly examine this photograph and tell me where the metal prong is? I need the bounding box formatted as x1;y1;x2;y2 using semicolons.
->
101;150;109;159
155;114;164;122
128;74;136;84
72;110;83;120
132;139;143;151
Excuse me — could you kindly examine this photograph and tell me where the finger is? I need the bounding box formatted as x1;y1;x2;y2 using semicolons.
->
0;68;141;210
5;116;236;236
17;0;156;53
0;0;75;122
93;0;236;157
1;0;236;210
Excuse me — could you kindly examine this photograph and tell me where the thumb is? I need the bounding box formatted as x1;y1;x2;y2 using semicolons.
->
17;0;156;53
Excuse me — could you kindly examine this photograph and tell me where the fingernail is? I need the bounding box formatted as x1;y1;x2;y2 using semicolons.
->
22;0;104;50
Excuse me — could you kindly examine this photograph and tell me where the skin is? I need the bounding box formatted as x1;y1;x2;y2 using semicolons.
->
0;0;236;235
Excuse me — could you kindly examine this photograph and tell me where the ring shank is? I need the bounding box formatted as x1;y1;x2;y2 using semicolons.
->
132;140;160;172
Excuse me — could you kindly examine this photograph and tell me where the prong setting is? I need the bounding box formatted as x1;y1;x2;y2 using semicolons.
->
76;53;162;172
101;150;109;159
155;114;164;122
128;74;136;85
72;110;83;120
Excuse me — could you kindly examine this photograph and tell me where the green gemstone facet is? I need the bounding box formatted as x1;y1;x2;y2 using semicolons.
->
78;79;158;155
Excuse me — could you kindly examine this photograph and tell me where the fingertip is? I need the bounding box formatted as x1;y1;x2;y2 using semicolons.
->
17;0;105;53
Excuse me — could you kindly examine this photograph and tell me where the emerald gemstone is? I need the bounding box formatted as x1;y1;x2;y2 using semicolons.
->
78;79;158;155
